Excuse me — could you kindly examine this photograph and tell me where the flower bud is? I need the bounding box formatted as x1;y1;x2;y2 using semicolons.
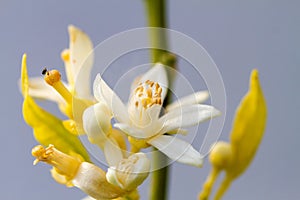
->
106;153;150;191
209;141;232;170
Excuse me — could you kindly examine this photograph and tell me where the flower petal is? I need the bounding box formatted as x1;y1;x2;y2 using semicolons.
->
95;75;129;123
148;135;203;167
93;74;104;102
159;104;221;134
166;91;209;111
114;123;144;137
68;25;94;99
114;123;161;139
61;49;74;87
139;63;168;100
72;162;124;199
104;138;124;166
26;77;66;104
82;103;112;147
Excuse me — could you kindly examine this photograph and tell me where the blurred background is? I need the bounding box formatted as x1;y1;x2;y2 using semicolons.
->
1;0;299;199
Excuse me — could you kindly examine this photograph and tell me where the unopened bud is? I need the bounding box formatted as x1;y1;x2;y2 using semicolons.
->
106;153;150;191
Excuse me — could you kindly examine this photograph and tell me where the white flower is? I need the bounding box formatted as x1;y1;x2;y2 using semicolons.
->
92;63;221;167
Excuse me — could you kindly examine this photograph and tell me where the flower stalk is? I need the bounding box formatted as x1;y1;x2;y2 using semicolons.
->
144;0;172;200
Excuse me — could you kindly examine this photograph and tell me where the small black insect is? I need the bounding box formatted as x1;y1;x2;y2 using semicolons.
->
42;68;48;75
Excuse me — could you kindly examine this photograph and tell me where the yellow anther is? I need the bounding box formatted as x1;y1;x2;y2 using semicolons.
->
147;88;152;97
141;98;151;108
32;145;48;165
133;80;163;109
44;69;73;105
157;87;162;95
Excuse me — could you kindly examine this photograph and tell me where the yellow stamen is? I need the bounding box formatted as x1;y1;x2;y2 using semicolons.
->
134;80;162;108
44;69;73;105
32;145;81;179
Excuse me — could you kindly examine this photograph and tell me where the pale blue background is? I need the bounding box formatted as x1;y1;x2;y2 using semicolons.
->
1;0;299;199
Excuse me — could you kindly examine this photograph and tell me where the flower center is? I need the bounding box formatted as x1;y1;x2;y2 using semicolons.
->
134;80;162;109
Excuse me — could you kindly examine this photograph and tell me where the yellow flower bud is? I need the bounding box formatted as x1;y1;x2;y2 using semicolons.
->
209;142;232;170
199;69;267;200
228;69;267;179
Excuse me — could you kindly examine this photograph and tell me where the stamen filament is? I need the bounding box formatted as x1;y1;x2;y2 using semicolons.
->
53;81;73;104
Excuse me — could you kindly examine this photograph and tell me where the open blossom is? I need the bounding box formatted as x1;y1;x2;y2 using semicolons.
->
20;26;150;199
90;63;221;167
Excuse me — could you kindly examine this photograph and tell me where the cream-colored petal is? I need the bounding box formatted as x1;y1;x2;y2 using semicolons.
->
96;75;129;123
61;49;74;87
114;123;144;137
139;63;168;101
114;123;160;139
72;162;124;199
93;74;104;102
159;104;221;134
166;91;209;111
104;138;124;167
26;77;65;104
82;103;112;147
68;25;94;98
148;135;203;167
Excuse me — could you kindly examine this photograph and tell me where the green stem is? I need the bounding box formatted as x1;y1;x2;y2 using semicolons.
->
143;1;176;200
144;0;168;62
149;150;170;200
